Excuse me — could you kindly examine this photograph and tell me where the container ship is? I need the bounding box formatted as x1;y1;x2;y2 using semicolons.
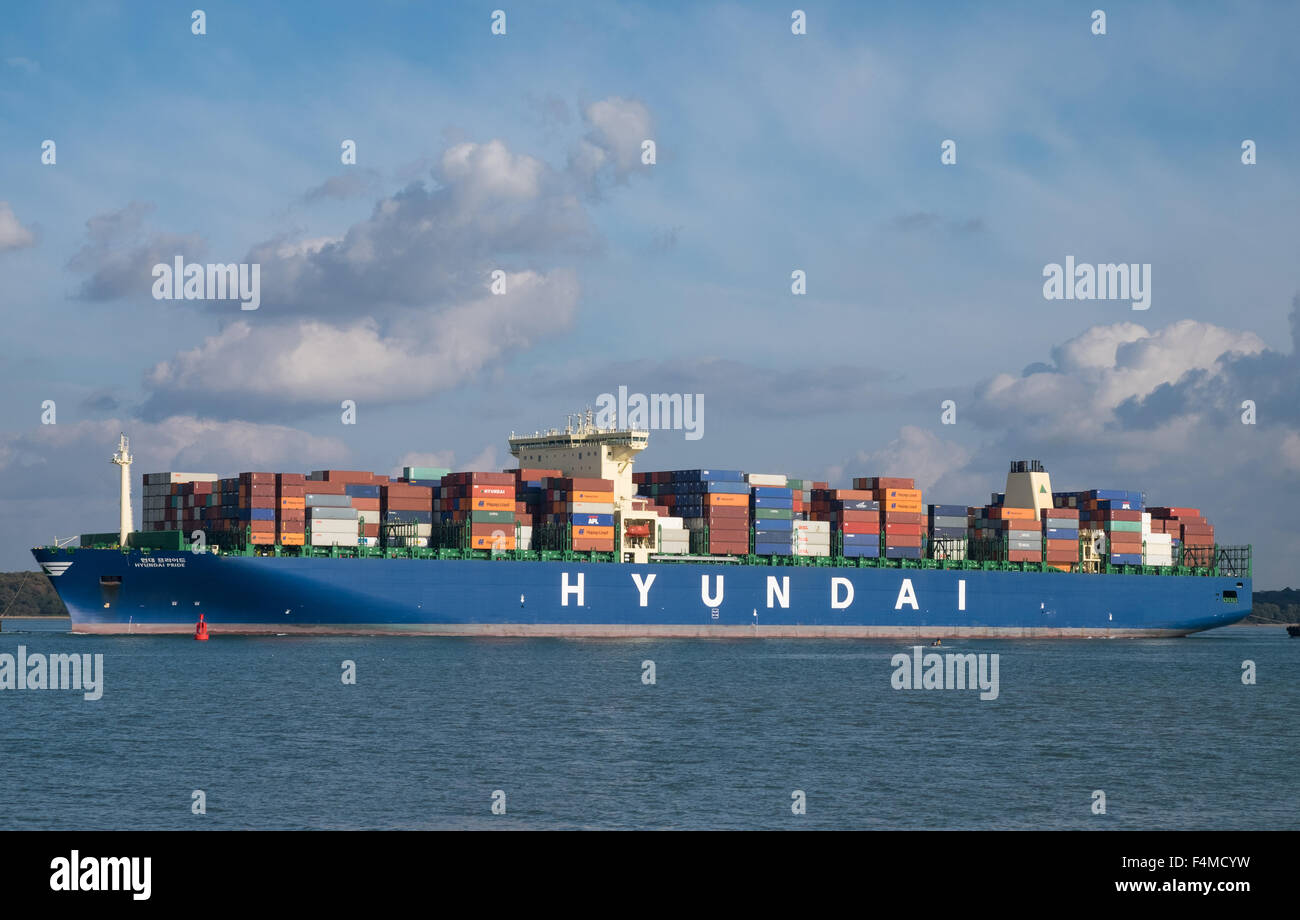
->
31;422;1252;637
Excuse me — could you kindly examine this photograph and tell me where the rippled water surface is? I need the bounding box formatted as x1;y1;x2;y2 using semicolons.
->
1;619;1294;829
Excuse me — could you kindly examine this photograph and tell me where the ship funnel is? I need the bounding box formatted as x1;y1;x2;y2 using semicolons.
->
1004;459;1053;521
111;433;134;547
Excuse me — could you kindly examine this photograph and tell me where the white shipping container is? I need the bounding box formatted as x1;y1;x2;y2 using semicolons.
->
569;501;615;514
308;507;361;521
310;534;359;547
309;519;361;534
793;520;831;534
746;473;788;487
792;533;832;546
793;546;830;557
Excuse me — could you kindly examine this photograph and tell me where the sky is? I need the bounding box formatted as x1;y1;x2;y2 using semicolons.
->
0;1;1297;586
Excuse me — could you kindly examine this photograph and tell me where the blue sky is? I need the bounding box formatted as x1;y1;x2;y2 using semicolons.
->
1;1;1297;585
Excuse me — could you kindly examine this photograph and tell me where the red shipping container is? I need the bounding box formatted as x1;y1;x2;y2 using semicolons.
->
383;484;433;498
839;521;878;534
885;535;922;547
572;539;615;552
1042;508;1080;519
708;541;748;555
304;482;348;495
881;511;923;525
277;472;307;485
385;499;432;511
885;522;923;536
830;510;879;523
514;468;562;480
1008;550;1043;562
1100;509;1142;521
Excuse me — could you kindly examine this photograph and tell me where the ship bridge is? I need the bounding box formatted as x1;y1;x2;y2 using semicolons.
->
509;410;649;503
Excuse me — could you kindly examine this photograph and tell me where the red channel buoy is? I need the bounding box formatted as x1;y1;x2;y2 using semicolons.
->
194;612;209;641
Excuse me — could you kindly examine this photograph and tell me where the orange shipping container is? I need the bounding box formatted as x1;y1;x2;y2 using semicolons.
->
572;538;615;552
279;497;305;510
991;507;1035;521
470;535;516;551
471;498;515;511
705;493;748;507
572;490;615;503
881;488;922;502
279;533;305;546
884;500;923;513
572;525;614;540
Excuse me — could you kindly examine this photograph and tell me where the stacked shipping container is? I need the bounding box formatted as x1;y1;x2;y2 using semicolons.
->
544;476;615;552
135;464;1222;566
276;472;306;546
1042;507;1080;569
809;489;880;558
855;477;922;560
751;480;795;556
927;504;968;561
141;472;218;532
438;471;518;551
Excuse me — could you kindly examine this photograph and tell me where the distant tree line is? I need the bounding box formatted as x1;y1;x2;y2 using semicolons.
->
0;571;67;617
1248;588;1300;624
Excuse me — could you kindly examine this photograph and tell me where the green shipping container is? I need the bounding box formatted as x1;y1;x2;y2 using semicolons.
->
753;508;795;520
131;530;188;550
1105;521;1143;533
404;466;451;481
468;510;515;523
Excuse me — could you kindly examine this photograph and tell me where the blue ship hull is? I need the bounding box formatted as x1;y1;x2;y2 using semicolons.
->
31;548;1251;637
